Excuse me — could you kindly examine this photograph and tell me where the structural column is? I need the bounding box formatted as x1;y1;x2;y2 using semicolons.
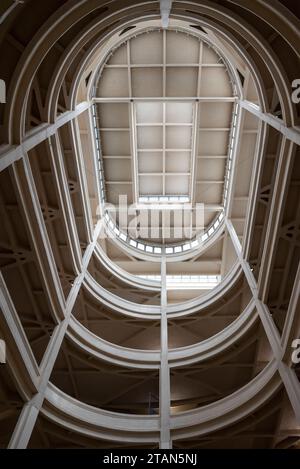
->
159;256;171;449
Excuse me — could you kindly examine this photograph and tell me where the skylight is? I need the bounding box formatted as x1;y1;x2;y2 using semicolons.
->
139;274;221;290
139;195;190;203
135;101;194;202
92;28;241;254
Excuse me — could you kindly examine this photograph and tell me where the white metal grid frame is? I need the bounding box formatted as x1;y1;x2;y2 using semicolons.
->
92;100;237;257
90;27;242;255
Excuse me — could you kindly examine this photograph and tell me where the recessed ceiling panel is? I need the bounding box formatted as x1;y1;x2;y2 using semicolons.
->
95;28;236;243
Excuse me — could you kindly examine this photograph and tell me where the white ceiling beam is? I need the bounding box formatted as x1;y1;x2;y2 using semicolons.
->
0;101;92;172
239;99;300;146
225;106;244;219
106;181;133;185
11;153;66;320
104;64;226;69
191;102;200;204
93;97;237;103
47;134;83;269
226;218;282;359
196;180;224;184
127;40;138;204
160;0;173;29
132;203;222;211
70;118;94;240
139;172;190;177
241;121;268;259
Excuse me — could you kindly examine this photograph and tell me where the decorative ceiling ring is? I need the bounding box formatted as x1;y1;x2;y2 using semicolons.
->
65;298;257;370
82;262;243;320
88;24;242;255
102;216;226;262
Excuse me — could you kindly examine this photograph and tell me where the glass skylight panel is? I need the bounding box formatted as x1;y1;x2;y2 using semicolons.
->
137;274;221;290
135;102;193;204
130;239;137;247
138;195;191;204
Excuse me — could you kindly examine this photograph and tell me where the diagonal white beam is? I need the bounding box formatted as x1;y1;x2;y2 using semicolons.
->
226;218;300;423
0;101;92;173
257;138;295;301
11;154;66;320
239;100;300;146
242;121;269;259
47;134;83;272
226;218;282;358
0;272;39;393
8;221;102;449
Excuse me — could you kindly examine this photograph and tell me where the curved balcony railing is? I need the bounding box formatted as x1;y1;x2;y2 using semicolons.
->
43;360;279;444
67;298;257;369
94;244;160;292
83;261;242;320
